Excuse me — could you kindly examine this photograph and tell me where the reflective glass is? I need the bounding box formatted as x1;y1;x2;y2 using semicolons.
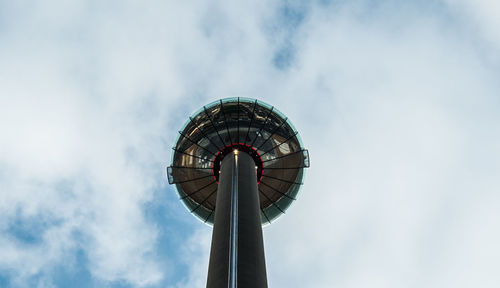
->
169;98;309;225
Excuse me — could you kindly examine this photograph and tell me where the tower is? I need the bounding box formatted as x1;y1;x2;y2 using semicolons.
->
167;98;309;288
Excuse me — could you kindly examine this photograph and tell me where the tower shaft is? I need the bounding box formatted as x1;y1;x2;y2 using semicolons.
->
207;152;268;288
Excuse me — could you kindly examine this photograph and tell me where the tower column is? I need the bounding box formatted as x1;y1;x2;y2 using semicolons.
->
207;151;268;288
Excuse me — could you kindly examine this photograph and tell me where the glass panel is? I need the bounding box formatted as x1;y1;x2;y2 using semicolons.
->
272;106;288;123
170;97;309;226
204;99;220;109
170;168;212;184
240;100;257;145
203;103;228;147
221;99;239;144
166;166;174;184
239;97;256;104
181;196;214;223
256;99;273;110
205;212;215;224
260;211;269;224
275;196;294;213
302;150;310;168
262;205;283;222
221;97;239;103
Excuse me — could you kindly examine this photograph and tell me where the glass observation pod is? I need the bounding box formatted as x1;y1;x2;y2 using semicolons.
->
167;97;310;225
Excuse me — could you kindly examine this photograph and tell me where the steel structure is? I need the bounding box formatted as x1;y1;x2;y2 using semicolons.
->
167;98;309;288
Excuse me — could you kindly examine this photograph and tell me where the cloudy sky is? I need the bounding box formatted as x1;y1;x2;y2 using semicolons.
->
1;0;499;287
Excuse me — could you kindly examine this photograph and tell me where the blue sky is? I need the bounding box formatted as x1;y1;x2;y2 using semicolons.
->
1;0;499;287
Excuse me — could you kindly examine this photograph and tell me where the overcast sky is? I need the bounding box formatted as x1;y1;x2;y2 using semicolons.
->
1;0;499;287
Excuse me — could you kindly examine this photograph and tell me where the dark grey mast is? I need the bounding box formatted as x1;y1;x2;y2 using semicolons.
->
207;151;267;288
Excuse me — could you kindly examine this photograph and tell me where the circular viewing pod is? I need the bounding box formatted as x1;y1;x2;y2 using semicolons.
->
167;98;309;225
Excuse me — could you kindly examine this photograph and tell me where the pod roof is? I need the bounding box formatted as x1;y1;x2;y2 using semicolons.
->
167;98;309;225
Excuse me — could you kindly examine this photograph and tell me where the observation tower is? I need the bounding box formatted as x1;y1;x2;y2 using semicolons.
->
167;98;309;288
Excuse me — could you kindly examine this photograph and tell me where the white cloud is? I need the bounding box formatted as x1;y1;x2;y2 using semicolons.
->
261;3;500;288
444;0;500;63
1;0;499;287
167;228;211;288
0;1;191;286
